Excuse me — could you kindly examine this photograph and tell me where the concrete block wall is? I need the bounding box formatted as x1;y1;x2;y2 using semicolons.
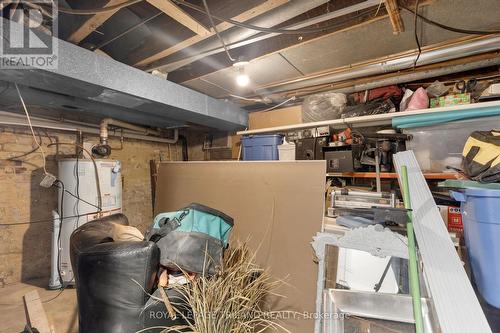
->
0;126;183;286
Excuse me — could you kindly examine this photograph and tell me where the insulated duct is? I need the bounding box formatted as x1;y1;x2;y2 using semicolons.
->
256;35;500;95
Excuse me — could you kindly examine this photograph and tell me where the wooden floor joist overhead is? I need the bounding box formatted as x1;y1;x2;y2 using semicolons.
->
146;0;210;36
67;0;125;44
384;0;405;34
134;0;289;67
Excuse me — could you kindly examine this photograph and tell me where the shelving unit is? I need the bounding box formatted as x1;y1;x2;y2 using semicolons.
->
326;171;463;180
237;100;500;135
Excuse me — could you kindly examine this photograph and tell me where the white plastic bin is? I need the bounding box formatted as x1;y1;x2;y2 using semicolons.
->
278;139;296;160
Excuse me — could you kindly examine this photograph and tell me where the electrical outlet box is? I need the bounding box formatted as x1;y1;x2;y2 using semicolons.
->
40;173;57;188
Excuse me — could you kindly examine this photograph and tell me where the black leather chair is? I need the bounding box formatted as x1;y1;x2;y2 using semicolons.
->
70;214;187;333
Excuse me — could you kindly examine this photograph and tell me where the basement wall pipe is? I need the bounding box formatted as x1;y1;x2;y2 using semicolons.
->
99;117;178;145
256;35;500;95
0;111;179;144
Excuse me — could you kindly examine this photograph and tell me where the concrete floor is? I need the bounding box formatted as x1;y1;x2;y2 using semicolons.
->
0;278;498;333
0;278;77;333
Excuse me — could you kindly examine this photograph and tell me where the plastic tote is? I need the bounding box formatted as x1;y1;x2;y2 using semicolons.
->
451;188;500;308
241;134;283;160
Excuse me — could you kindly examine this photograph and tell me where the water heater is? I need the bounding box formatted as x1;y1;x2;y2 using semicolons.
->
49;159;122;288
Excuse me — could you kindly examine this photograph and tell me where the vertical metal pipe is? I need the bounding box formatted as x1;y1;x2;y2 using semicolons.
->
48;210;62;290
401;165;424;333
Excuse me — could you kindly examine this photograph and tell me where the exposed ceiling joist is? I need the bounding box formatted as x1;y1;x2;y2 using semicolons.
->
166;0;383;81
67;0;124;44
144;0;381;73
384;0;405;34
146;0;210;36
133;0;290;67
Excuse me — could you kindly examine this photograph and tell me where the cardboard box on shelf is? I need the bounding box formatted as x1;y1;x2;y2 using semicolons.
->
248;105;302;129
430;93;471;108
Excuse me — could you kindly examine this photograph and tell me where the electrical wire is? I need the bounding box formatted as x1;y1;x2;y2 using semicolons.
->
93;11;163;50
15;83;48;175
52;183;102;212
47;143;102;211
0;210;101;227
0;211;102;226
75;136;81;228
229;94;264;102
54;179;65;293
42;288;65;303
413;0;421;69
201;0;235;62
4;131;43;161
258;96;296;112
401;5;500;35
173;0;379;35
55;0;143;15
55;0;380;35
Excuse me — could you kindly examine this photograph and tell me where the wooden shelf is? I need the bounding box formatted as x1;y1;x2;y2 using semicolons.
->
326;171;463;180
236;100;500;135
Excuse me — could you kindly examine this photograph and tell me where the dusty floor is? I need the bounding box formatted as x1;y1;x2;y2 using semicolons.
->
0;278;498;333
0;278;77;333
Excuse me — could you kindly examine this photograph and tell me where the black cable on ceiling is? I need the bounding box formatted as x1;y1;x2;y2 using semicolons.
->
413;0;421;69
56;0;143;15
172;0;380;35
401;5;500;35
52;0;500;37
201;0;235;62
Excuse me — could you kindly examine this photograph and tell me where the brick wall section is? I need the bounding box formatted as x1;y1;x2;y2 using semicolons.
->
0;126;182;286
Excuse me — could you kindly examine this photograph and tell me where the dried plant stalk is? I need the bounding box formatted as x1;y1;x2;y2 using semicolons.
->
164;243;291;333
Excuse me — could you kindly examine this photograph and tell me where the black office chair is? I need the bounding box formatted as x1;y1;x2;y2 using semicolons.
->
70;214;188;333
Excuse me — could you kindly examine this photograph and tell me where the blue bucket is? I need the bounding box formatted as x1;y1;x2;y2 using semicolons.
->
451;188;500;308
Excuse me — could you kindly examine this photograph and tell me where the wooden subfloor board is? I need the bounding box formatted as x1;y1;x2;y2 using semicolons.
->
24;290;52;333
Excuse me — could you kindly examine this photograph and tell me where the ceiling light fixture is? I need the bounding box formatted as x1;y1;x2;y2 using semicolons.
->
233;58;250;87
235;67;250;87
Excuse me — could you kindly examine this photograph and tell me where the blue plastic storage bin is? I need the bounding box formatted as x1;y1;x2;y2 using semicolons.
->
241;135;283;160
451;188;500;308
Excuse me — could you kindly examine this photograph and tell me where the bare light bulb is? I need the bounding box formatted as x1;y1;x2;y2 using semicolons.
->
236;73;250;87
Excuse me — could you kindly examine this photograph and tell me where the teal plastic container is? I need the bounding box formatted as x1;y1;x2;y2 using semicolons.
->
451;188;500;308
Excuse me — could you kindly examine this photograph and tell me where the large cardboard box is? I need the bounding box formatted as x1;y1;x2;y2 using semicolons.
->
155;161;326;332
248;105;302;129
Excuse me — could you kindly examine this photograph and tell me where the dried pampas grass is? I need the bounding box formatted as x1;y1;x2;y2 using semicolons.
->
164;243;291;333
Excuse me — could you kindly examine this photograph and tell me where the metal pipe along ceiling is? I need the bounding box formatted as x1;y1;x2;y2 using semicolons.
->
0;111;179;144
256;35;500;95
325;57;500;95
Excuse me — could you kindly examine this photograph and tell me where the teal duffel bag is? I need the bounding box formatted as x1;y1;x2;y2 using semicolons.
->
148;203;234;275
